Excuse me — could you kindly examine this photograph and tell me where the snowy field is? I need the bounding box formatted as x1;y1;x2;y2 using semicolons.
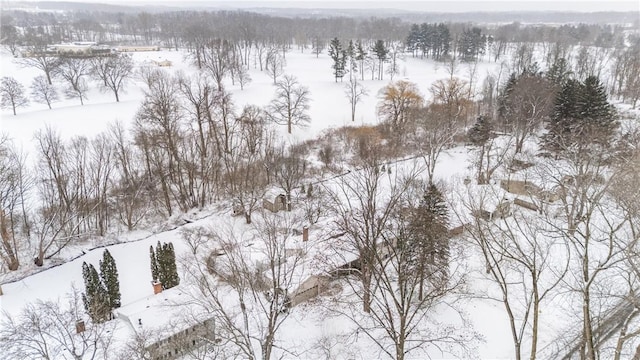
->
2;44;638;359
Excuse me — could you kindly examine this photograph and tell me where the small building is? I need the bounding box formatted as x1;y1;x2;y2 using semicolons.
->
116;45;160;52
114;286;217;360
263;191;287;213
152;59;173;67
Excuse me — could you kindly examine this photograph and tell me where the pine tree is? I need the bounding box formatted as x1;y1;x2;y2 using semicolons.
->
468;115;493;146
328;38;345;82
164;242;180;288
156;241;167;286
542;76;617;155
372;40;389;80
82;262;110;322
408;184;450;299
150;241;180;290
546;57;572;86
355;40;367;81
150;245;159;283
578;75;617;144
99;249;121;309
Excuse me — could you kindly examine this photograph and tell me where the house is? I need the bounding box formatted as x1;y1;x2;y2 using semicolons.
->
263;190;288;213
116;45;160;52
114;286;216;360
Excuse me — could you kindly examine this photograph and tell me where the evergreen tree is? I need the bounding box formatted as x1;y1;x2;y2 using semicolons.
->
546;57;572;86
542;75;617;155
468;114;494;146
82;262;110;323
372;40;388;80
150;241;180;290
163;242;180;288
408;184;450;299
328;37;346;82
355;40;367;81
155;241;167;286
578;75;617;144
150;245;159;283
99;249;121;309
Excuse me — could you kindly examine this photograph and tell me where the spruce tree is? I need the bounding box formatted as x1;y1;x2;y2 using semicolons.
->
408;184;450;299
156;241;167;287
355;40;367;81
468;115;493;146
372;40;389;80
150;245;159;283
99;249;121;309
82;262;110;322
578;75;617;145
164;242;180;288
328;38;345;82
150;241;179;290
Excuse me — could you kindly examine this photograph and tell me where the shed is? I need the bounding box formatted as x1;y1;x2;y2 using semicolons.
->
263;191;287;213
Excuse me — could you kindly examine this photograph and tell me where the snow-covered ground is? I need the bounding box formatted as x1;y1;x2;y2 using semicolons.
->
2;44;639;359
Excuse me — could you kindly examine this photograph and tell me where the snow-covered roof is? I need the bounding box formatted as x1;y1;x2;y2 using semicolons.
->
114;285;210;345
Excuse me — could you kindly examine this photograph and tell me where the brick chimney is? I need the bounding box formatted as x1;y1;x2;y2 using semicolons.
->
76;320;85;334
302;226;309;242
153;281;163;294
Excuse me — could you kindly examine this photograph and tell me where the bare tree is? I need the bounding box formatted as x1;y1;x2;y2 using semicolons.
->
429;77;472;129
234;63;252;90
109;122;150;231
57;57;91;105
267;75;311;134
413;104;460;184
325;148;418;313
182;212;305;360
0;136;32;271
344;76;369;123
460;186;570;360
377;80;423;137
203;39;235;90
92;53;134;102
272;145;307;211
0;288;116;359
30;75;59;109
499;73;554;153
18;51;60;85
265;47;285;85
1;76;29;115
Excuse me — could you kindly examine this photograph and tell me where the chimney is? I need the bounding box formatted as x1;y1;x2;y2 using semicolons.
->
76;320;85;334
153;281;163;294
302;226;309;242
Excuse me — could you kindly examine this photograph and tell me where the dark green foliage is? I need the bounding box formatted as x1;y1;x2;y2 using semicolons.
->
458;27;486;62
407;184;450;297
328;37;346;82
372;40;389;80
406;23;451;60
99;249;121;309
150;241;180;289
468;115;494;146
497;73;518;124
150;245;159;283
82;261;110;323
546;57;572;85
542;75;617;155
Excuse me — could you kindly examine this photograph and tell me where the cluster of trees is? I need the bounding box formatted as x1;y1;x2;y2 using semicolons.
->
82;249;121;323
0;64;313;270
406;23;451;60
0;53;134;115
149;241;179;289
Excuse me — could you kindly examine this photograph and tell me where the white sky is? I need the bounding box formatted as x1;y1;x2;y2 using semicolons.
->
7;0;640;12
